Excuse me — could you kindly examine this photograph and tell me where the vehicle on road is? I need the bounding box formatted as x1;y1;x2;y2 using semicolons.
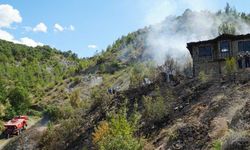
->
3;116;28;139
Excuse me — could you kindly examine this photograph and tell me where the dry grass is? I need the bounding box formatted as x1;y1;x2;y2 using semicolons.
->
209;117;228;140
191;103;208;118
152;120;186;149
212;93;226;102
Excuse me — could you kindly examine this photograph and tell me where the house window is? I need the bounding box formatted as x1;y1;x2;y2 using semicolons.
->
245;41;250;52
220;41;230;53
198;46;212;57
238;41;250;52
238;41;244;51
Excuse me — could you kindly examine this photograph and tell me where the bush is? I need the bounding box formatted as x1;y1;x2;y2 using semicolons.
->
90;87;112;110
92;121;110;144
212;140;222;150
130;64;146;87
28;109;43;117
198;71;208;82
8;86;31;115
225;57;237;75
92;111;143;150
70;89;81;108
39;116;83;149
45;105;74;122
142;95;167;122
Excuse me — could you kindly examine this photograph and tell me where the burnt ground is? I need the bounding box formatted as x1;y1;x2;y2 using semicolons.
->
4;78;250;150
52;80;240;149
152;81;250;150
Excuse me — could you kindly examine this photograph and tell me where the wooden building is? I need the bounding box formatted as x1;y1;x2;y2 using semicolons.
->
187;34;250;77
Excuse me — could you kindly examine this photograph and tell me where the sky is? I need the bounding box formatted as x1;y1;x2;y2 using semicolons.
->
0;0;250;58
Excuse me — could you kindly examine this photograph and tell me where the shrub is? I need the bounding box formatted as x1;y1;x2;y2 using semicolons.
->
92;121;110;144
198;71;208;82
225;57;237;75
45;105;74;122
90;87;112;110
142;95;167;122
8;86;31;115
92;111;142;150
70;89;81;108
39;116;83;149
212;140;222;150
28;109;43;117
130;63;147;88
45;106;61;122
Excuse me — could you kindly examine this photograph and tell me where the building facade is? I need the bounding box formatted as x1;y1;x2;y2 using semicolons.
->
187;34;250;77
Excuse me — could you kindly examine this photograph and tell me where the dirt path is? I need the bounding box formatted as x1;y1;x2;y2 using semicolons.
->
0;116;49;150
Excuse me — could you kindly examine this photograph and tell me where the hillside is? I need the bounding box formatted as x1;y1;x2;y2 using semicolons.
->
0;39;82;121
35;76;250;150
1;4;250;150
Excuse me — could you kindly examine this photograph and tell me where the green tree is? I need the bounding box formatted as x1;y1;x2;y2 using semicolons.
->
130;63;148;87
8;86;31;114
225;3;231;14
93;110;142;150
142;95;167;122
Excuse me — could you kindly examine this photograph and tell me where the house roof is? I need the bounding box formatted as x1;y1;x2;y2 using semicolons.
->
187;34;250;55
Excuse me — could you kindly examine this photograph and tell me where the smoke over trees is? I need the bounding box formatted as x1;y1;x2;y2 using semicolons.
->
145;3;250;67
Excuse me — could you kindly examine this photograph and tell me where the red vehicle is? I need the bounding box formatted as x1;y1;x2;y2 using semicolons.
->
3;116;28;139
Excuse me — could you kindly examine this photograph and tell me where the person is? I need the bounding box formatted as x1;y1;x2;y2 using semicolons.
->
107;88;112;94
238;59;243;69
246;56;250;68
112;88;116;94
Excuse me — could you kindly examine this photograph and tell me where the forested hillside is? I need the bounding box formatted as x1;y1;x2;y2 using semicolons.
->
0;40;82;121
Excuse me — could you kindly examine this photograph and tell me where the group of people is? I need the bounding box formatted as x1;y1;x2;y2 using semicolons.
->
237;53;250;69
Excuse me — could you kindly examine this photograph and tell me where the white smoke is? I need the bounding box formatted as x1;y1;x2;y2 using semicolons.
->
143;1;250;65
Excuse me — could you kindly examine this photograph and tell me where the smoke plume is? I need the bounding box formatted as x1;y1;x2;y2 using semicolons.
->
144;1;250;65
